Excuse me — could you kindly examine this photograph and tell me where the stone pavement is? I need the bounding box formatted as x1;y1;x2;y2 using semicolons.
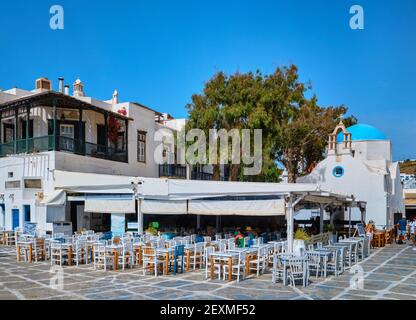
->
0;243;415;300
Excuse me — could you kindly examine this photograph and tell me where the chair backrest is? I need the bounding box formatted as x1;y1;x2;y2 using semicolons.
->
307;251;321;264
215;234;222;241
307;244;314;251
289;257;305;273
204;246;215;261
175;245;185;256
143;246;156;258
203;236;211;244
316;242;323;249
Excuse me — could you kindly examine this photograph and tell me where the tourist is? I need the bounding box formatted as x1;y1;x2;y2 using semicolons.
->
397;217;408;243
409;217;416;250
365;220;375;246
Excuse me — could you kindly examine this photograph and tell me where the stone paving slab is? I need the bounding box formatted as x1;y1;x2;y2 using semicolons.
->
0;243;415;300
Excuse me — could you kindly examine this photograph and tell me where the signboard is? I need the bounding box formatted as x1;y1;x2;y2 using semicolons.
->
111;213;126;237
355;223;366;236
24;222;37;236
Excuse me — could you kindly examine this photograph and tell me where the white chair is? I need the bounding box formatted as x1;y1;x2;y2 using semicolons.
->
306;251;321;278
204;246;221;279
93;243;108;271
51;241;66;267
118;242;134;270
223;251;246;282
190;242;204;270
327;249;339;277
142;246;165;276
248;246;268;276
74;239;88;266
288;257;308;287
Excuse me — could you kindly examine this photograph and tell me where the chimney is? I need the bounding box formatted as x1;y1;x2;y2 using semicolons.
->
112;90;119;104
58;77;64;93
35;78;52;92
64;85;70;95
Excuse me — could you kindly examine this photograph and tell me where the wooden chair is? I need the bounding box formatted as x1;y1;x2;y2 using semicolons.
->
372;232;385;248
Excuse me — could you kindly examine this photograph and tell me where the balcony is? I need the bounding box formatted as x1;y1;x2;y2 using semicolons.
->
158;164;227;181
0;135;128;163
159;164;187;179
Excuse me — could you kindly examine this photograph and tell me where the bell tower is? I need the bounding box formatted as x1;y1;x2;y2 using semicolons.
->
328;117;352;156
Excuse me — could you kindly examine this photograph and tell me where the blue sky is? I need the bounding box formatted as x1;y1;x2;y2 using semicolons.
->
0;0;415;160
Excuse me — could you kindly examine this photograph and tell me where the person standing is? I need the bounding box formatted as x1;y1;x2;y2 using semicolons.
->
409;217;416;250
397;217;408;243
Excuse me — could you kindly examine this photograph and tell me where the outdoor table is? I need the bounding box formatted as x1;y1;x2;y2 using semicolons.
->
332;242;354;268
309;249;332;277
229;248;257;274
272;253;301;286
156;247;175;275
340;238;363;260
209;252;239;282
324;245;346;274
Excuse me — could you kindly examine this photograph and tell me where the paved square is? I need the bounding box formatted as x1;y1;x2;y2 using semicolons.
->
0;244;415;300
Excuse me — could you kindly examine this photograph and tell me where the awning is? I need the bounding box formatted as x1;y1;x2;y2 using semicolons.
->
188;199;285;216
84;195;135;214
141;200;187;215
40;190;66;207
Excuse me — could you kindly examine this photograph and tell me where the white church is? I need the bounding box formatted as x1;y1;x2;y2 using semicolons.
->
298;120;404;228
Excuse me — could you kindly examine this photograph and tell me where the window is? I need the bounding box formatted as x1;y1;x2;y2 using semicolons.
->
137;131;146;163
332;166;344;178
24;179;42;189
5;180;20;189
8;172;13;178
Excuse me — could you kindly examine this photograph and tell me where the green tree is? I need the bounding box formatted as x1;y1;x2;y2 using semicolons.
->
186;65;357;182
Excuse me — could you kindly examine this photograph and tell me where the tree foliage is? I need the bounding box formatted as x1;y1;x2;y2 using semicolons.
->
186;65;357;182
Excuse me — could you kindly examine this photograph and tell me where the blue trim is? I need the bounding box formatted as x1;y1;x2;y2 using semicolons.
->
336;124;387;142
333;166;344;178
12;209;19;230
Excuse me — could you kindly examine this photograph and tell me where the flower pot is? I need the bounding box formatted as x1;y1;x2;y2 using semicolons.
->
293;239;306;257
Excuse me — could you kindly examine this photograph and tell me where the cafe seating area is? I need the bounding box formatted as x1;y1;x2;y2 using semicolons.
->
0;227;378;288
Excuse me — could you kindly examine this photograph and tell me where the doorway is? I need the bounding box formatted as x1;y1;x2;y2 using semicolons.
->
12;209;19;230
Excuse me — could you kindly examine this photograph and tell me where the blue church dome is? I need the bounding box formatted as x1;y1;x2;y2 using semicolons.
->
336;124;387;142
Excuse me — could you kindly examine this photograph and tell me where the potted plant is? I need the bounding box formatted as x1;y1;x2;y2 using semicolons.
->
293;228;309;256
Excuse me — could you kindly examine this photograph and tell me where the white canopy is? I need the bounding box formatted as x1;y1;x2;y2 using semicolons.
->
84;195;135;214
54;170;134;194
40;190;66;207
188;199;285;216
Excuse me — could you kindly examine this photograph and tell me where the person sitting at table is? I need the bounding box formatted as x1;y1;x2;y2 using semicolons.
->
234;229;244;248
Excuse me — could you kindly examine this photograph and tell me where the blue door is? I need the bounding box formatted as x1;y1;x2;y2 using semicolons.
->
0;204;5;228
12;209;19;230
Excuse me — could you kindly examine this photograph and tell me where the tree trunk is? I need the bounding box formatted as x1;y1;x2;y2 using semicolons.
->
229;164;240;181
212;164;221;181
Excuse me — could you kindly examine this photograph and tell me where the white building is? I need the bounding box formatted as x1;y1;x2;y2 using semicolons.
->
298;121;404;228
0;77;188;234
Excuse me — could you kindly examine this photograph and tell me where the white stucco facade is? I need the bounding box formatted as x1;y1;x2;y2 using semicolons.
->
0;77;186;234
298;122;404;228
